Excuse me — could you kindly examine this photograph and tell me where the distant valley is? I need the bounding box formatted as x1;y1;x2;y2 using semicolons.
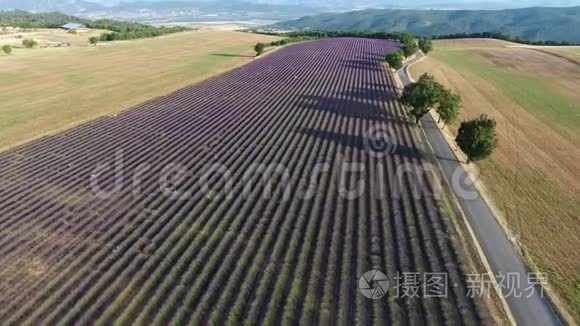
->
0;0;326;23
2;1;580;42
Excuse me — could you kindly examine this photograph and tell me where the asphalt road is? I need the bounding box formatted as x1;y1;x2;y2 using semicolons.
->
398;54;562;326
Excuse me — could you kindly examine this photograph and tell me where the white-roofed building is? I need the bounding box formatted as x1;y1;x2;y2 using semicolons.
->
61;23;85;30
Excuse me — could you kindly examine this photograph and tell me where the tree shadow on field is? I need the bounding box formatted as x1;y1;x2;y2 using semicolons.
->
341;59;385;72
297;94;400;124
363;51;386;60
363;49;402;60
342;85;400;102
364;82;400;95
211;53;254;58
296;82;408;126
300;127;423;161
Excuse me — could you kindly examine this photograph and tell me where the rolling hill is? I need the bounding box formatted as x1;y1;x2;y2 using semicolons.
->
271;6;580;43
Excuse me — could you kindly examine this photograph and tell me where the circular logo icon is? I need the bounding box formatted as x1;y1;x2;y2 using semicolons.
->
359;270;389;299
363;125;397;158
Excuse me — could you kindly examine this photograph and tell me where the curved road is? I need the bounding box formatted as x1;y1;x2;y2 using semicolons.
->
398;54;562;326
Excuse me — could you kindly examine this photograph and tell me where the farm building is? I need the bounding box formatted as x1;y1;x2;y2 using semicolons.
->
61;23;85;30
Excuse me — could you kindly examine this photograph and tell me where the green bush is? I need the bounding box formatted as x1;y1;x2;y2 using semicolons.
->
22;38;37;48
1;44;12;55
88;36;99;45
436;88;461;127
419;38;433;54
385;50;404;70
400;73;443;123
455;114;498;163
254;43;265;56
402;38;419;57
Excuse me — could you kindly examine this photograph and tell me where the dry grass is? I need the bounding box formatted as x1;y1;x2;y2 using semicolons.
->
0;28;105;47
410;39;580;321
0;30;278;150
472;47;580;100
430;38;516;49
529;47;580;65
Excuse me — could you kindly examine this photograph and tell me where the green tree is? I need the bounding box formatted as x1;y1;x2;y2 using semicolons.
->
22;39;37;48
254;43;265;56
89;36;99;46
436;88;461;127
385;50;404;70
1;44;12;55
455;114;498;163
401;38;419;57
418;38;433;54
400;73;442;123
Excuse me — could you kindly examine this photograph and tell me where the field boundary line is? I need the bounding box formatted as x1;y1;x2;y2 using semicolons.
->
406;55;575;326
393;61;516;326
254;41;294;60
0;114;117;155
506;45;580;67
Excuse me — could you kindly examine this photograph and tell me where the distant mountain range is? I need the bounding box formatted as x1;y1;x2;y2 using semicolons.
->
73;0;580;10
0;0;325;22
0;0;103;13
270;6;580;43
4;0;580;15
3;1;580;39
0;0;308;12
247;0;580;10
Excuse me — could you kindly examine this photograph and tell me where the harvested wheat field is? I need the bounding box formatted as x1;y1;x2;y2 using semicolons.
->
410;39;580;321
518;46;580;65
0;30;279;150
0;28;105;47
0;38;493;324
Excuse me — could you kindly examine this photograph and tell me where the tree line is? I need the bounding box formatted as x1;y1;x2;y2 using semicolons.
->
252;28;575;57
254;35;320;56
0;11;82;28
401;73;497;163
251;29;580;48
0;10;189;44
432;31;579;46
91;21;189;42
253;30;432;58
385;37;432;70
252;31;497;163
254;30;416;40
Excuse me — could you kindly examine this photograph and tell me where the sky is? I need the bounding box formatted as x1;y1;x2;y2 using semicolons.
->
93;0;580;5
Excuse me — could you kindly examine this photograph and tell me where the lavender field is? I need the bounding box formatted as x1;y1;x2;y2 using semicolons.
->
0;38;490;324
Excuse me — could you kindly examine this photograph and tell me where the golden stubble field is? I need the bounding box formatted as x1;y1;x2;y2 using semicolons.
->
0;30;278;150
0;28;105;47
520;46;580;65
411;39;580;321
